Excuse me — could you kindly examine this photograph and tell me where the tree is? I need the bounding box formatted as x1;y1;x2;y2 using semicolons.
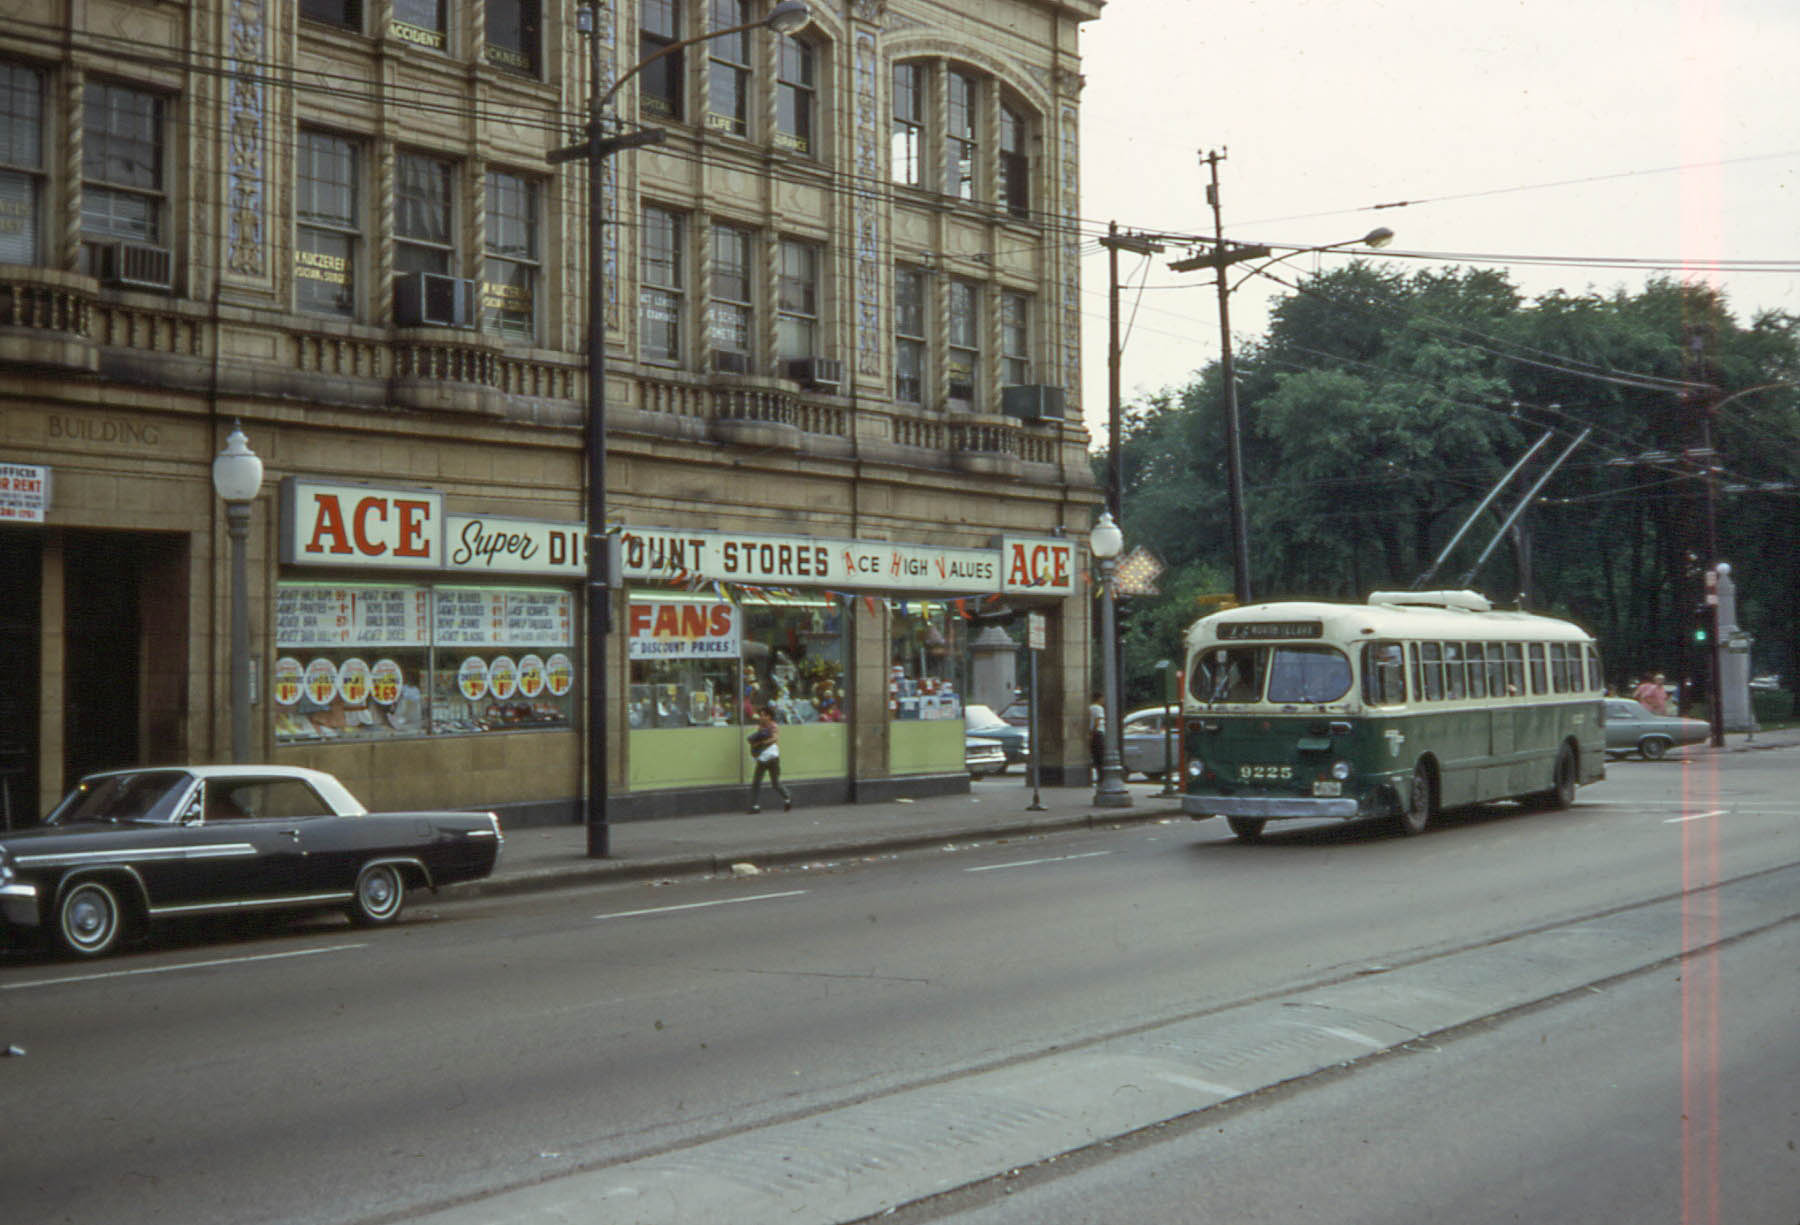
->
1101;268;1800;706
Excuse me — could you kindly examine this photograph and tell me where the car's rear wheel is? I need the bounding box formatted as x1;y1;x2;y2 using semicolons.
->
56;880;125;958
1640;736;1671;760
1397;760;1434;836
347;863;406;926
1226;816;1265;841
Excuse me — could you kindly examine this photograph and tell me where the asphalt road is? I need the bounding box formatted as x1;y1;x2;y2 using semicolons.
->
3;751;1796;1225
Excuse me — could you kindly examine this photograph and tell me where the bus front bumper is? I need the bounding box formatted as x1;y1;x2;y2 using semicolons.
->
1182;794;1361;820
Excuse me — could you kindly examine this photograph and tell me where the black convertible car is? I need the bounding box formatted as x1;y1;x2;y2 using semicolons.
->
0;765;502;958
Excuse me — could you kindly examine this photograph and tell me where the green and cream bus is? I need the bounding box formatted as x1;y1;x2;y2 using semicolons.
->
1181;590;1605;839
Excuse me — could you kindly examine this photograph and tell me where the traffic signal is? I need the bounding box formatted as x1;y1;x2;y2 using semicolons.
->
1694;624;1709;644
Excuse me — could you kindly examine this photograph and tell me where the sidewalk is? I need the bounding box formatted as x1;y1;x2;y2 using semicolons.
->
461;727;1800;900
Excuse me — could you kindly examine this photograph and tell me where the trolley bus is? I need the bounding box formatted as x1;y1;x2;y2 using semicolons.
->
1180;590;1605;839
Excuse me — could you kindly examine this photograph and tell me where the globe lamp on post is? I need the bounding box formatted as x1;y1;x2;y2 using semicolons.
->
211;425;264;765
1089;512;1132;808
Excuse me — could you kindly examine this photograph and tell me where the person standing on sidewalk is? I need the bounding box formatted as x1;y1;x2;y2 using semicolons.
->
1088;692;1106;784
1634;672;1670;715
746;705;792;813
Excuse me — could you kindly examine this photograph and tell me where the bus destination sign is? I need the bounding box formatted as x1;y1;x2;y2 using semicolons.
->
1217;620;1323;641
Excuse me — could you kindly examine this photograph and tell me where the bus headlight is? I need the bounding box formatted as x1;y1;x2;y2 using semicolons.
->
1186;760;1205;779
1331;760;1353;781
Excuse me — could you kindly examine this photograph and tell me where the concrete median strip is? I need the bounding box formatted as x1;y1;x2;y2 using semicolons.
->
410;862;1800;1225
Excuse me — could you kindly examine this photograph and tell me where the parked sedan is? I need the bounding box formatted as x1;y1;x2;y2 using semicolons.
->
0;765;502;958
965;704;1029;764
965;735;1008;777
1604;698;1711;759
1119;705;1180;780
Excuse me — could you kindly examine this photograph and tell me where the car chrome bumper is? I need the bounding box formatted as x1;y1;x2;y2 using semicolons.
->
2;881;40;927
1183;795;1361;820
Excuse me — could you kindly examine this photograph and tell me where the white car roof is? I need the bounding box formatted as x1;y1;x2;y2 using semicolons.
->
76;764;367;815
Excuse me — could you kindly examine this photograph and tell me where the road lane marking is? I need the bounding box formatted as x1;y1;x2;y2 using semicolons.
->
594;890;807;920
1665;810;1728;824
1;943;367;991
965;851;1115;873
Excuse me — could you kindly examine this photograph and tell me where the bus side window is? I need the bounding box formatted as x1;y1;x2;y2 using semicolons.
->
1587;643;1603;692
1489;647;1509;697
1505;643;1525;696
1444;642;1466;700
1362;642;1406;706
1466;642;1488;698
1420;642;1444;701
1527;643;1548;694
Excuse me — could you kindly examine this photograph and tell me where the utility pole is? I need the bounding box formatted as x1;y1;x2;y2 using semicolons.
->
1099;222;1163;526
1168;151;1268;605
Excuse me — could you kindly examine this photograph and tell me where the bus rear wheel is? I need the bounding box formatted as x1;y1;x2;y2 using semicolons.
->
1226;817;1265;841
1544;744;1577;810
1397;761;1434;836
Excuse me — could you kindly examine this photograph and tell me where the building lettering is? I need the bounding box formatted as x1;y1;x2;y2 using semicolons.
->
47;416;163;447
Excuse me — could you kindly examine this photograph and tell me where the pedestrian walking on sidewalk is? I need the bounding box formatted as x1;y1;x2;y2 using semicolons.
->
746;705;792;813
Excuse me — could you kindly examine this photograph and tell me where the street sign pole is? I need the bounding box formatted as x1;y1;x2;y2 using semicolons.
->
1026;612;1045;811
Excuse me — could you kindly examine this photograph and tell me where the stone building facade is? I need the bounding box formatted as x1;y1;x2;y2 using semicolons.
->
0;0;1105;826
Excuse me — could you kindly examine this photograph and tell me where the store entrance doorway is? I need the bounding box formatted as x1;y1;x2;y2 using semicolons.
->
0;529;41;826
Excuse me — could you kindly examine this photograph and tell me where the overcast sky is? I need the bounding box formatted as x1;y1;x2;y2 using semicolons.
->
1073;0;1800;443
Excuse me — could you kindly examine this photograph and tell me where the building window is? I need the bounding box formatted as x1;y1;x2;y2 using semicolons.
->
395;151;454;275
776;238;819;360
1000;104;1029;217
1000;292;1030;386
945;70;977;201
894;264;926;404
706;0;751;137
890;62;923;187
709;222;754;360
484;171;539;340
295;131;359;318
486;0;541;74
947;280;979;408
300;0;362;29
0;61;44;267
391;0;447;50
639;0;683;119
775;35;815;154
82;81;166;246
641;204;684;362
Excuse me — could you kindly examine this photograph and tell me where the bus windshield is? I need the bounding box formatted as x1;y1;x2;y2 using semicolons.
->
1192;644;1352;705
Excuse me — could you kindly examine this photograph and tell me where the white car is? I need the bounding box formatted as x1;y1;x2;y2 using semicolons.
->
1118;705;1180;780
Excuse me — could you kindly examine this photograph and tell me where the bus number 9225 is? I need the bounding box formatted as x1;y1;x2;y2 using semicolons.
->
1180;590;1605;840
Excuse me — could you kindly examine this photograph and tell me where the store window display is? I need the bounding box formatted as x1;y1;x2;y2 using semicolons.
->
273;582;574;743
887;603;966;720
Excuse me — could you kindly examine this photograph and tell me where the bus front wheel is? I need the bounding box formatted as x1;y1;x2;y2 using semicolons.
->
1397;761;1434;836
1226;816;1265;841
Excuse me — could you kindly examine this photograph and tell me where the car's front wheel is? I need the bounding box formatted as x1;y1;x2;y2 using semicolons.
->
56;879;126;958
1639;736;1671;760
347;863;407;926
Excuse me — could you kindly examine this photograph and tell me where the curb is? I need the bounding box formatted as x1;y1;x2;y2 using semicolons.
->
454;805;1187;900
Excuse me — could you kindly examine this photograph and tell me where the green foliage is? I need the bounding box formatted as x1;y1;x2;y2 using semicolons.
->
1107;266;1800;708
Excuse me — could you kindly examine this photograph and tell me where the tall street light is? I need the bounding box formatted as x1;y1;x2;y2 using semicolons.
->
211;424;264;764
551;0;812;858
1170;151;1392;605
1089;511;1131;809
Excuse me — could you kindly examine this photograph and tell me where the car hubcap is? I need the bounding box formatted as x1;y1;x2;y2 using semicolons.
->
363;875;394;911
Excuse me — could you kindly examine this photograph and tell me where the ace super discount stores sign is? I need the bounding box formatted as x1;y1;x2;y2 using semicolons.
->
279;479;1080;598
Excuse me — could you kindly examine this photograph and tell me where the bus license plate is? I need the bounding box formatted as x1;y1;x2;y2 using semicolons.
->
1313;780;1342;797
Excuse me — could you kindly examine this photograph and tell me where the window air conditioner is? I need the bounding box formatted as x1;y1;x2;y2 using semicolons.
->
1001;384;1065;422
712;349;753;375
785;356;844;391
99;242;174;291
393;271;479;328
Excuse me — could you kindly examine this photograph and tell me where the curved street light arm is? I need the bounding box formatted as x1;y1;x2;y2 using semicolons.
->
1227;227;1394;295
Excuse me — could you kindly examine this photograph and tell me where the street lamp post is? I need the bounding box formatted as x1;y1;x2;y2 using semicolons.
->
552;1;812;857
1170;151;1392;604
1089;512;1131;809
211;425;264;764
